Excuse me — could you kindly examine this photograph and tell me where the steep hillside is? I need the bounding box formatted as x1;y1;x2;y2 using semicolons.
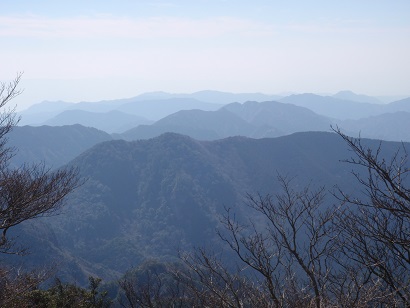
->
5;132;408;284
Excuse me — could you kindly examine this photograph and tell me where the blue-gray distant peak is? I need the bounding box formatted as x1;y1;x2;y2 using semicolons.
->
333;90;383;105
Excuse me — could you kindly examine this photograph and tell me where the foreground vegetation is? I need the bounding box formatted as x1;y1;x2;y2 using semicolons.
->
2;128;409;307
1;77;410;307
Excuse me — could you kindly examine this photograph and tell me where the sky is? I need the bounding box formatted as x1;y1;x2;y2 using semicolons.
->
1;0;409;110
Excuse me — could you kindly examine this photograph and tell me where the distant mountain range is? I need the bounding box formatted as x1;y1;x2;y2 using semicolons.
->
7;125;112;168
16;90;410;142
121;101;333;141
125;90;283;105
18;94;225;125
223;100;331;134
117;98;410;142
279;93;382;120
339;111;410;141
42;110;152;133
280;94;410;120
3;88;410;294
332;90;383;104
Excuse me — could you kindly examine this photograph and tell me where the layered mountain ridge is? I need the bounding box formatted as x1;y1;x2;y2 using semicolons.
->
17;90;410;142
5;131;409;284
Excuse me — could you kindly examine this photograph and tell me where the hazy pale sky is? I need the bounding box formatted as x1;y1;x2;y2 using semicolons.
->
1;0;409;110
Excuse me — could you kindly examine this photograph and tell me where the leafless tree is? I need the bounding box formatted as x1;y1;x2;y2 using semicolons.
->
118;260;191;308
176;248;271;308
332;127;410;306
0;266;50;307
172;176;342;308
0;73;81;254
118;128;410;307
0;163;80;254
214;176;340;308
0;74;81;305
177;155;410;307
0;73;22;163
116;126;410;307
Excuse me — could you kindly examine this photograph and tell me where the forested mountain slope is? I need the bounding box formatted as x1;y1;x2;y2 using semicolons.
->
5;131;409;285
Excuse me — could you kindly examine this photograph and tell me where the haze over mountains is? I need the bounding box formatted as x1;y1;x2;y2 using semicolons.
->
7;125;112;168
3;89;410;289
17;90;410;143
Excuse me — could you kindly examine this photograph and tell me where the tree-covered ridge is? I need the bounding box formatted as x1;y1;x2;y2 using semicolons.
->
6;131;406;286
3;76;410;305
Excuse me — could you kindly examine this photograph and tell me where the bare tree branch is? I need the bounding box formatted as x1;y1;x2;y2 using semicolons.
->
0;74;81;254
